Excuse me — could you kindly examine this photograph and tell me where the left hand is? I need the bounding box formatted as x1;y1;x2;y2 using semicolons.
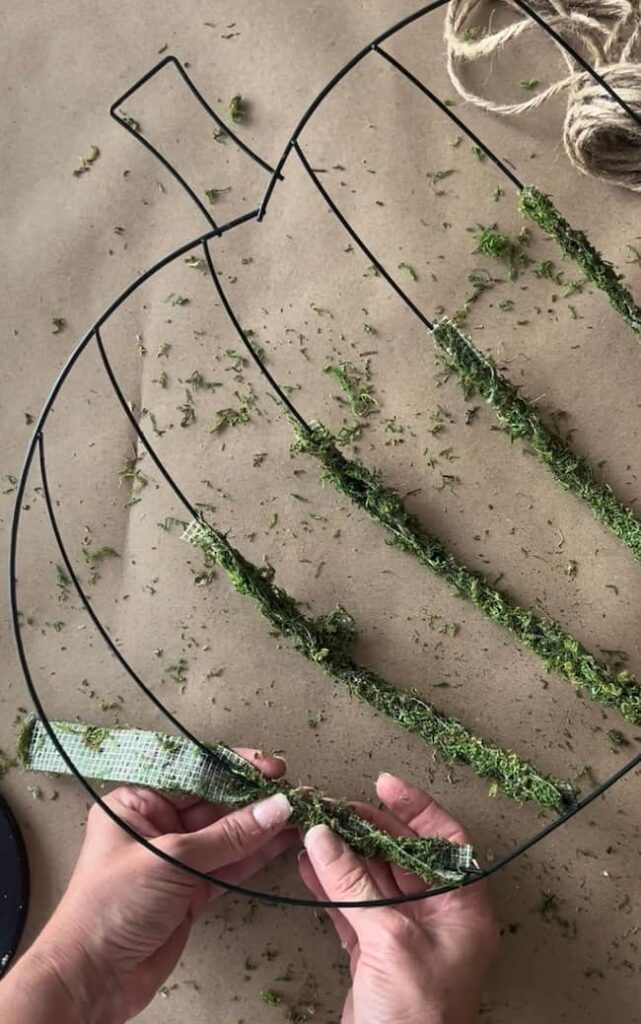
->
6;747;293;1024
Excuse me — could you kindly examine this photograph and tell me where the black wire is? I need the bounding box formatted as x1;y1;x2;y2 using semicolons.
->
513;0;641;128
10;5;641;911
201;238;311;432
256;0;453;220
373;45;523;189
39;427;213;758
293;140;434;330
110;54;282;229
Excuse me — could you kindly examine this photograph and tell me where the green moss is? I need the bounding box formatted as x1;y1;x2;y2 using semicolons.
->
294;422;641;728
210;407;250;433
186;521;574;810
474;225;530;280
83;726;110;752
228;94;245;123
520;186;641;335
324;361;377;417
82;546;119;566
16;718;37;768
431;317;641;564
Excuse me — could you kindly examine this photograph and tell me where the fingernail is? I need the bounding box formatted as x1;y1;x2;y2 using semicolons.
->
252;793;292;828
377;771;393;780
304;823;344;866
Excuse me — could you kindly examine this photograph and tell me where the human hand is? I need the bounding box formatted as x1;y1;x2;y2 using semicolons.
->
3;747;293;1024
299;773;499;1024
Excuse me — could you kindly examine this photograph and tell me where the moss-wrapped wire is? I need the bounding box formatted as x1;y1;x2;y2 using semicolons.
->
185;523;575;810
294;423;641;727
519;185;641;337
431;317;641;563
17;717;471;886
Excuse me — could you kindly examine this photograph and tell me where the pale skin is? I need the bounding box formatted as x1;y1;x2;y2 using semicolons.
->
0;751;499;1024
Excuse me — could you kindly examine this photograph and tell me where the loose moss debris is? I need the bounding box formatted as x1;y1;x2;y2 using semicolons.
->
204;187;231;205
324;361;377;417
293;421;641;728
398;261;418;281
82;546;119;566
119;111;141;132
228;94;245;123
261;991;282;1007
474;225;530;280
56;564;71;601
72;144;100;177
431;317;641;568
534;259;563;284
51;317;66;334
185;521;574;809
210;406;250;433
519;186;641;335
178;390;196;427
453;268;493;324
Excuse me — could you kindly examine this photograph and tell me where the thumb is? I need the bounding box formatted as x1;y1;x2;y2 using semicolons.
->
156;793;293;873
303;824;397;934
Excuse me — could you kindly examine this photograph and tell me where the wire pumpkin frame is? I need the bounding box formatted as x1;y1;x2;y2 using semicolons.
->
10;0;641;909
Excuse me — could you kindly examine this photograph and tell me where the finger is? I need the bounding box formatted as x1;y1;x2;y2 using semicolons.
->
376;773;473;846
298;851;357;955
188;831;296;916
99;787;185;840
180;800;226;834
303;825;398;935
177;749;287;832
233;748;288;780
340;809;401;899
349;800;426;897
376;775;498;922
156;793;293;873
213;829;296;887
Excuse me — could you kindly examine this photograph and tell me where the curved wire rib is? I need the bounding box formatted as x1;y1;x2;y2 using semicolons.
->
94;329;198;517
201;239;310;431
373;45;522;188
256;0;453;220
38;432;212;757
293;141;434;330
26;212;256;445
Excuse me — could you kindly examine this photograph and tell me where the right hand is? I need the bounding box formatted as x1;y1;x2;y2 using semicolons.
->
299;773;499;1024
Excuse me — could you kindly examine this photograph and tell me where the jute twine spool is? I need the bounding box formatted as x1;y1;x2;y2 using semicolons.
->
444;0;641;190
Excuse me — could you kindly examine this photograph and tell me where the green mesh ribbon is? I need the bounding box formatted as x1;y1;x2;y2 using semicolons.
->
18;718;474;885
520;185;641;337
